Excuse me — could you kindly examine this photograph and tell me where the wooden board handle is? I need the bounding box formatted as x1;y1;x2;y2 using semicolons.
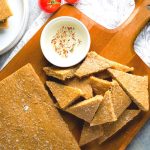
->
100;0;150;64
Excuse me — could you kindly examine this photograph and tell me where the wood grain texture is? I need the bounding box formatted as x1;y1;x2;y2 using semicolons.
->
0;1;150;150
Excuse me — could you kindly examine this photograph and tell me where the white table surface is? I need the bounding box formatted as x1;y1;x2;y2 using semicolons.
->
0;0;150;149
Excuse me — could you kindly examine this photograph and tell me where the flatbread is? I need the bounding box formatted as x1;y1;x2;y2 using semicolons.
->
108;69;149;111
46;81;83;109
66;95;103;122
111;80;131;117
75;51;133;78
0;0;12;21
108;60;134;72
0;64;80;150
99;110;140;144
66;77;93;99
43;65;78;81
90;76;112;95
91;91;117;126
79;122;103;146
75;51;112;78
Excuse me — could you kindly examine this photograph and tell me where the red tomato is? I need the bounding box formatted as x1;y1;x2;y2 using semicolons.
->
38;0;61;13
65;0;79;4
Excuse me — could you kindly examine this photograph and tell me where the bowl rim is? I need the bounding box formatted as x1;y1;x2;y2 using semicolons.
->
40;16;91;68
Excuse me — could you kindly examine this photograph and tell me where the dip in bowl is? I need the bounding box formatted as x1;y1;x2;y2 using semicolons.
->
40;16;91;67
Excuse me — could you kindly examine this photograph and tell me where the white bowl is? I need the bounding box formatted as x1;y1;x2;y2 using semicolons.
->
40;16;91;67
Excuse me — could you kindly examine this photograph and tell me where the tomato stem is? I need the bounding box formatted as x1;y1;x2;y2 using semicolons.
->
49;0;60;5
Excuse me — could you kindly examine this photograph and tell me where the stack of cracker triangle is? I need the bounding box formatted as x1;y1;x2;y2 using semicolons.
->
44;51;149;146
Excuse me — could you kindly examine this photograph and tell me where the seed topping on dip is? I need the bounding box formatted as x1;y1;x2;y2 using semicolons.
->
51;25;82;58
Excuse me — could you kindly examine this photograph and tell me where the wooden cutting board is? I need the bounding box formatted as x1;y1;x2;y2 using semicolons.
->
0;0;150;149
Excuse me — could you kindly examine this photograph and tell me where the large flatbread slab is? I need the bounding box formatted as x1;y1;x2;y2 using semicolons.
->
46;81;83;109
75;51;112;78
0;0;12;21
43;65;78;81
79;122;103;146
99;110;140;144
108;69;149;111
66;95;103;122
0;64;80;150
90;76;112;95
91;91;117;126
66;77;93;99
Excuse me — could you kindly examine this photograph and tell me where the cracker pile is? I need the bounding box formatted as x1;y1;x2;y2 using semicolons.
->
44;51;149;146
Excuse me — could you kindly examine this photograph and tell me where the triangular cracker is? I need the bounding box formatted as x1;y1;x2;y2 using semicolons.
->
43;65;78;81
91;91;117;126
0;0;12;21
66;77;93;99
75;51;112;78
0;64;80;150
46;81;83;109
66;95;103;122
108;60;134;72
90;76;112;95
111;80;131;117
108;69;149;111
79;122;103;146
99;110;140;144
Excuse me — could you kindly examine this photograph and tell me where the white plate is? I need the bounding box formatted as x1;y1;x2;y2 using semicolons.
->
0;0;29;55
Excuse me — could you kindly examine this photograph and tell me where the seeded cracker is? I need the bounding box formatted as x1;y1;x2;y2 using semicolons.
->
66;77;93;99
0;64;80;150
90;76;113;95
75;51;112;78
108;69;149;111
75;51;133;78
79;122;103;146
110;80;131;117
46;81;83;109
43;65;78;81
66;95;103;123
99;110;140;144
91;91;117;126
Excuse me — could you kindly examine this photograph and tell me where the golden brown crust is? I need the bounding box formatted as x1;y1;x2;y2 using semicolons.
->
66;95;103;123
79;122;103;146
99;110;140;144
66;77;93;99
46;81;83;109
108;69;149;111
0;64;80;150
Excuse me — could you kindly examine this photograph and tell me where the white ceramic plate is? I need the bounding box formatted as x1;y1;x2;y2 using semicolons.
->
0;0;29;55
